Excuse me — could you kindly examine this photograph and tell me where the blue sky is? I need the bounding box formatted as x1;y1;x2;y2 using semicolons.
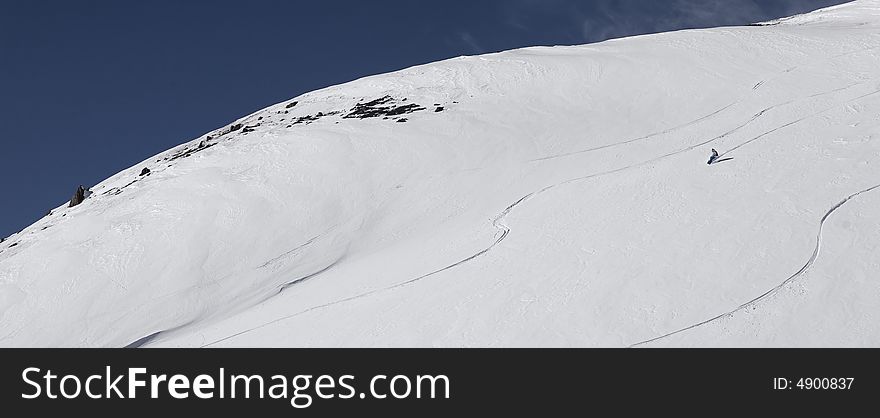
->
0;0;846;238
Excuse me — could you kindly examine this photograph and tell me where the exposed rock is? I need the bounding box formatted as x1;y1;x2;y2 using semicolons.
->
344;96;393;118
139;167;151;176
285;101;299;108
344;95;426;119
386;103;425;116
292;114;322;125
435;106;444;112
168;141;217;161
69;185;87;208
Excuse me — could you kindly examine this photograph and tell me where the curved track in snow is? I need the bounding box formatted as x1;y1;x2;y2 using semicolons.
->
531;40;880;164
199;83;860;347
201;69;880;347
720;87;880;157
528;102;737;162
629;183;880;347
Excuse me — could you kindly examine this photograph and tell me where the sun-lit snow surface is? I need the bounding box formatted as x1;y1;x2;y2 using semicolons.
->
2;1;880;347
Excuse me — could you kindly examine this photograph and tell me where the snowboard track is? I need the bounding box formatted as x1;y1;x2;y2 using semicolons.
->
629;182;880;347
199;81;879;347
199;86;844;347
529;44;874;164
529;102;737;162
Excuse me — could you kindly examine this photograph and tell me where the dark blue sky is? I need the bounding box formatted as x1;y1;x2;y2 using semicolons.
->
0;0;846;238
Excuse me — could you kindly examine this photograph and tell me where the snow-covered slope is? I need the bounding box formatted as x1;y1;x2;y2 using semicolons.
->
2;1;879;347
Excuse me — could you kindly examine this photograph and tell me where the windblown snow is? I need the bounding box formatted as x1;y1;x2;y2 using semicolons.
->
2;1;880;347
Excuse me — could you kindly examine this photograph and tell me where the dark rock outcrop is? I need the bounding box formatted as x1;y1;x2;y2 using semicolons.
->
385;104;424;116
167;141;217;161
292;114;323;125
139;167;151;176
344;96;426;119
69;185;87;208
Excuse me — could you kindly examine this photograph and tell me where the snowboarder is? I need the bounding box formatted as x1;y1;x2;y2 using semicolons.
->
707;148;719;165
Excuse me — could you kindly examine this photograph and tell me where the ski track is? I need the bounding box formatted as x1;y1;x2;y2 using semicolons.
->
531;40;879;164
528;102;737;162
629;183;880;347
751;42;880;92
199;84;851;347
198;77;879;348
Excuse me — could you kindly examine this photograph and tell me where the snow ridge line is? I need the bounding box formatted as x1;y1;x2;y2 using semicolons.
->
278;258;344;293
257;223;341;270
128;259;343;348
257;235;322;269
629;182;880;348
200;196;533;347
73;230;340;333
